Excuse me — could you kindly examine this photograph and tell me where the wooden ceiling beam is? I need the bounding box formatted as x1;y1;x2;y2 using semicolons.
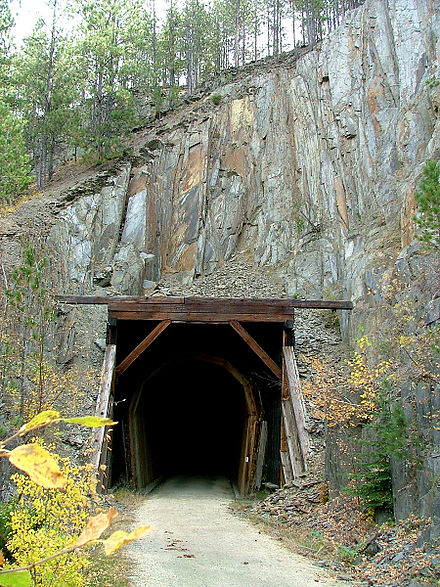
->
229;320;282;379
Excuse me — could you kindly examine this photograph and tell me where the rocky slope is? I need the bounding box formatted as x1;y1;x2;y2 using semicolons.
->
1;0;439;538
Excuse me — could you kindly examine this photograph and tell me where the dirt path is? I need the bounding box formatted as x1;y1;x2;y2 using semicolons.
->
126;476;347;587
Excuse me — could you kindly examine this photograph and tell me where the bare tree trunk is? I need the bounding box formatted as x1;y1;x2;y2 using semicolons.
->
48;137;55;182
278;0;283;53
187;28;194;94
38;0;57;191
242;20;246;64
234;0;241;67
267;3;271;54
169;0;175;87
291;0;296;48
273;0;278;55
301;6;306;45
152;0;157;66
254;11;258;60
95;69;105;157
37;137;47;191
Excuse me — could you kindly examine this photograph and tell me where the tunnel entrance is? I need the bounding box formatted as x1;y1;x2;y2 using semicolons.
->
57;295;352;495
110;315;286;495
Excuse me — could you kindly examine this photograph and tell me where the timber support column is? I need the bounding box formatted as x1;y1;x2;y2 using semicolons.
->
93;318;118;491
281;315;310;481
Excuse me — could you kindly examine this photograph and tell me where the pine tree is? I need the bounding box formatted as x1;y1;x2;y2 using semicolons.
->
74;0;154;157
414;159;440;251
181;0;212;94
14;1;74;189
157;0;184;106
0;100;32;204
0;0;13;92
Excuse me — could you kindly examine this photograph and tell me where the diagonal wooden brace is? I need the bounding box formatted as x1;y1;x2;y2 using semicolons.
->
229;320;281;379
116;320;171;376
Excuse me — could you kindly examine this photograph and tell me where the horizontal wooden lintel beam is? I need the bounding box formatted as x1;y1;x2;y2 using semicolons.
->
56;295;353;313
108;311;292;323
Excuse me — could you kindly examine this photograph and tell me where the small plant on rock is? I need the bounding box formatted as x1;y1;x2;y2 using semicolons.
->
210;93;222;106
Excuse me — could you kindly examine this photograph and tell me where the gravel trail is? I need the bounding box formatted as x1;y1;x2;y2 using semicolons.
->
126;475;346;587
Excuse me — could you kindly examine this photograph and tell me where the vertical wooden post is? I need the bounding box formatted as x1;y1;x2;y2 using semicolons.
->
107;318;117;345
280;318;309;478
93;343;117;491
254;420;268;490
283;341;309;459
280;419;294;483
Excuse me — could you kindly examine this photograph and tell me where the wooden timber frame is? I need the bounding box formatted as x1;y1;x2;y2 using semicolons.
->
57;295;352;493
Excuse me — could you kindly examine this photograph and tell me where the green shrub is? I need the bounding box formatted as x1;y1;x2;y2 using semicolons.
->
337;544;359;564
0;499;16;562
210;93;222;106
414;159;440;250
347;382;420;515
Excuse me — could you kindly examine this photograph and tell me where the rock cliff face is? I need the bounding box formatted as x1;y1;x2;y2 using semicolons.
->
1;0;439;532
42;0;439;309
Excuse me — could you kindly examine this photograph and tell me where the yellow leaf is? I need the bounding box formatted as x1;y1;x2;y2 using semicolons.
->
102;526;152;556
62;417;118;428
0;570;32;586
8;444;66;489
18;411;61;436
75;507;118;548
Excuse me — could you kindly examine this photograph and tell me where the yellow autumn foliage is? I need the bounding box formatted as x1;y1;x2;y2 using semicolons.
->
102;526;152;556
6;442;96;586
301;335;396;427
8;444;66;489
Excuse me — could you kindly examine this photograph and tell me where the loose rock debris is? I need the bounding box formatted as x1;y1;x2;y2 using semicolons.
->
244;486;440;586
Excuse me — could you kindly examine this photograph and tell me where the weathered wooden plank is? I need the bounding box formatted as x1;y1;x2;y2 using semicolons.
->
57;295;112;304
93;344;117;472
280;414;293;483
56;295;185;305
280;449;294;483
283;344;310;459
108;300;185;311
184;298;296;311
290;299;352;310
116;320;171;376
109;311;292;323
57;294;353;310
281;359;306;478
254;421;268;490
108;301;295;314
229;321;282;378
282;400;306;477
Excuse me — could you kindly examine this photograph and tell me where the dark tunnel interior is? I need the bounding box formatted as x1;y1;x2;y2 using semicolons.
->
110;321;283;490
138;360;247;477
112;358;248;485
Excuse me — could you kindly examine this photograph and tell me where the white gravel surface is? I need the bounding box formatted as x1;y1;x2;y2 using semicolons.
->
126;475;346;587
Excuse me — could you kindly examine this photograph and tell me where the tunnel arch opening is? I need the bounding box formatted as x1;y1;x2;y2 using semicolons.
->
124;354;261;493
109;318;286;495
